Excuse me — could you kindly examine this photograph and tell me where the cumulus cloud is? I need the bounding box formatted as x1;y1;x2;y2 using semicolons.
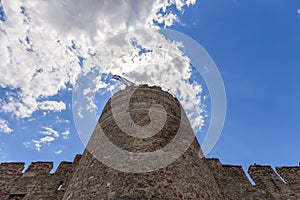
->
0;0;206;136
81;28;205;130
0;118;12;134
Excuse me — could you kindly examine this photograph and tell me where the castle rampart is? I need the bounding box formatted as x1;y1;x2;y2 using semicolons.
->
1;156;299;199
1;155;81;200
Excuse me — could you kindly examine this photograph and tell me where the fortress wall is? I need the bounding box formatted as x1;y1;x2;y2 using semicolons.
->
205;158;300;200
276;166;300;199
1;156;299;199
248;165;294;199
205;158;265;199
0;162;25;200
0;155;81;200
276;166;300;190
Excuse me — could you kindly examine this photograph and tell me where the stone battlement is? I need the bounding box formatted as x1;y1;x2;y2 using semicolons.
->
0;155;81;200
1;156;299;199
205;158;300;199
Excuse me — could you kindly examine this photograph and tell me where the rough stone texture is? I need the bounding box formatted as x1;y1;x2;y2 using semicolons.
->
207;158;300;200
1;157;299;199
63;85;222;199
1;85;299;199
0;162;24;200
0;155;81;200
276;166;300;199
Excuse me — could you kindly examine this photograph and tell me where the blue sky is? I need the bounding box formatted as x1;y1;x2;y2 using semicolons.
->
0;0;299;174
176;0;300;168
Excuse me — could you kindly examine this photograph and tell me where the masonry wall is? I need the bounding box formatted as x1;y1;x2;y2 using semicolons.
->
0;155;81;200
63;85;223;199
1;157;299;199
206;159;300;200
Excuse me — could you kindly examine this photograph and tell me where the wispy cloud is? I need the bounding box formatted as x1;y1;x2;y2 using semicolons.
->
29;136;55;151
54;150;62;155
40;126;60;138
55;116;70;124
24;127;71;151
61;129;70;140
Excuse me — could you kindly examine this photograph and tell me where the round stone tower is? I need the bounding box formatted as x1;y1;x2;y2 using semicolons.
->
64;85;222;199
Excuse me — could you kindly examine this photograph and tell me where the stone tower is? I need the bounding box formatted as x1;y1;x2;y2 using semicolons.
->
63;85;223;199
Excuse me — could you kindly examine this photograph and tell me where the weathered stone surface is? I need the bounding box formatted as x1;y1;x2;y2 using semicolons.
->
1;157;299;199
64;85;222;199
1;85;299;199
0;155;81;200
0;162;24;199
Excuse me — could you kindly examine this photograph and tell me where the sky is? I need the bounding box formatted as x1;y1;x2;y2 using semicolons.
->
0;0;299;176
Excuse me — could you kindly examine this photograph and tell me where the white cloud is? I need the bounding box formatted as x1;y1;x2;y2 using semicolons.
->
24;127;61;151
0;0;197;116
39;136;55;143
38;101;66;112
0;118;12;134
61;129;70;140
31;141;42;151
54;150;62;155
23;141;31;148
23;127;71;151
29;136;55;151
40;126;60;138
1;1;205;134
77;106;84;119
55;116;70;124
82;30;205;129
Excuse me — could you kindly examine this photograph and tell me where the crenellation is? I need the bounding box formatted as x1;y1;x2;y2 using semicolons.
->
222;165;252;185
54;161;73;175
203;159;300;199
248;165;294;199
1;156;299;199
205;159;257;199
248;165;286;189
0;155;82;200
0;162;25;171
276;166;300;199
220;165;273;200
22;162;53;177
